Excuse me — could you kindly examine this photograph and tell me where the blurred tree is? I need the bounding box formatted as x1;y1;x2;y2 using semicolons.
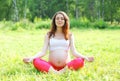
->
0;0;120;23
0;0;13;20
12;0;19;22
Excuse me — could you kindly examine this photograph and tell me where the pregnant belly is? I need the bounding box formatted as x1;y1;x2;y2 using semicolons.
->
49;50;69;67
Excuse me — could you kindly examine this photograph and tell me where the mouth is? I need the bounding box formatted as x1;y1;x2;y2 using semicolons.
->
58;23;62;25
58;22;63;24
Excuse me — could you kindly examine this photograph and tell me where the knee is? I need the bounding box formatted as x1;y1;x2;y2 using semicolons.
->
32;58;51;73
76;58;84;67
33;58;40;65
67;58;84;70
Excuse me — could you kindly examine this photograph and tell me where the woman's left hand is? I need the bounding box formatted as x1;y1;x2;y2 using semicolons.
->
85;56;94;62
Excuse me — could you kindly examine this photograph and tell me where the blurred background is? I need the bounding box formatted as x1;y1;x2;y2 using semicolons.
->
0;0;120;30
0;1;120;81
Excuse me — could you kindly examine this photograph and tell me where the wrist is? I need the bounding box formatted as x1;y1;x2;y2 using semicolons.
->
29;57;34;62
84;56;88;61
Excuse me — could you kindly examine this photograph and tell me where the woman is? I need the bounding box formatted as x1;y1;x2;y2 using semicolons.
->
23;11;94;74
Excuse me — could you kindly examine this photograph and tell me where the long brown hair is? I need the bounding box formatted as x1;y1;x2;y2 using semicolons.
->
48;11;70;40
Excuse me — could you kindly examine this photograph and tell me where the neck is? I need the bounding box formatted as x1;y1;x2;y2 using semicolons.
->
56;27;62;33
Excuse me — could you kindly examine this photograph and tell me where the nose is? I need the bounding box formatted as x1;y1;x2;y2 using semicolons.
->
57;18;62;21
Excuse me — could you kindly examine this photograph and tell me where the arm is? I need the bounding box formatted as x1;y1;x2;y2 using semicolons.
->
31;34;49;59
70;34;94;62
23;34;49;63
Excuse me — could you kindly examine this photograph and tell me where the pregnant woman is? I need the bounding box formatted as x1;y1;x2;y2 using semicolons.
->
23;11;94;74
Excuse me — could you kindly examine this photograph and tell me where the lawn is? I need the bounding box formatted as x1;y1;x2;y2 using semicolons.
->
0;29;120;81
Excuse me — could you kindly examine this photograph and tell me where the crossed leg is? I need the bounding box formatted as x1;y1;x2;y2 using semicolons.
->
33;57;84;73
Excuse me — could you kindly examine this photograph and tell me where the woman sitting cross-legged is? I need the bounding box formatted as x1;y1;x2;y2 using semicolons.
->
23;11;94;74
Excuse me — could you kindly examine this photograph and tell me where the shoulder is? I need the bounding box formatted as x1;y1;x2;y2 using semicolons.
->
44;32;50;40
69;32;74;39
46;31;53;38
46;32;50;36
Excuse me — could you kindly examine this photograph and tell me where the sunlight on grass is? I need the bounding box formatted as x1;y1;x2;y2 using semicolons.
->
0;29;120;81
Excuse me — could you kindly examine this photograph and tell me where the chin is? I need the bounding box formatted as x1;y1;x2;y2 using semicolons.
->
57;25;64;28
57;26;62;28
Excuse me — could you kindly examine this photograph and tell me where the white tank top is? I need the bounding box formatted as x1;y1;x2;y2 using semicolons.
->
49;38;70;51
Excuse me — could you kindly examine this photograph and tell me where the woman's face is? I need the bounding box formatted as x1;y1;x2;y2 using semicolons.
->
55;14;65;28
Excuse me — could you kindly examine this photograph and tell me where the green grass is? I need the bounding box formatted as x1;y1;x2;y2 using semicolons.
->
0;29;120;81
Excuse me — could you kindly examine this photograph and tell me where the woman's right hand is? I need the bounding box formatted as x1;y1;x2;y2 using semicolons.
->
23;57;33;64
